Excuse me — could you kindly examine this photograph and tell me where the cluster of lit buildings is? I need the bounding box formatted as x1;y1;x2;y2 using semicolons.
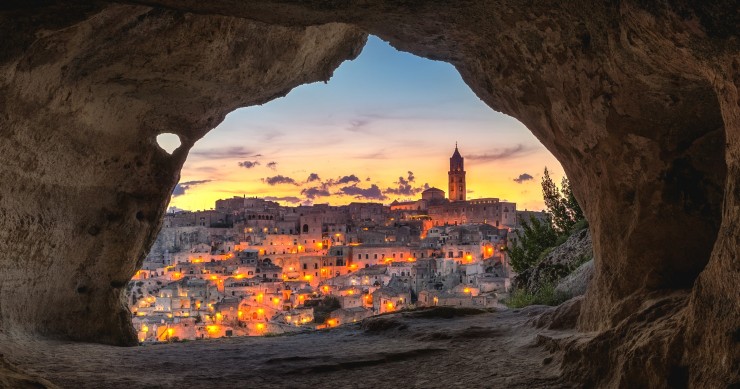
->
127;146;546;342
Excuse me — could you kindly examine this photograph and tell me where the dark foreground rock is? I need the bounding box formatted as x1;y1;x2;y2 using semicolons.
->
5;309;575;389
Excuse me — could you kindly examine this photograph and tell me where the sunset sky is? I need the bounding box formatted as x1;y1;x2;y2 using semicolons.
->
167;35;564;212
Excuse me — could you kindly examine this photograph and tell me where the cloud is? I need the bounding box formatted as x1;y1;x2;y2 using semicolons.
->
301;187;331;199
238;161;260;169
513;173;534;184
261;130;284;142
189;146;258;160
384;171;426;197
306;173;321;183
263;196;302;204
172;180;211;197
338;184;387;201
336;174;360;185
266;161;278;170
466;144;533;162
347;118;371;132
262;175;298;186
356;151;388;159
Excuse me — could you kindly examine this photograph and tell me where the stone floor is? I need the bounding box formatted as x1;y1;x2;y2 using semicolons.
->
5;306;581;388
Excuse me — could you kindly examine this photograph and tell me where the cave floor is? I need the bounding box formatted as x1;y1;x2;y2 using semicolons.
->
6;306;579;388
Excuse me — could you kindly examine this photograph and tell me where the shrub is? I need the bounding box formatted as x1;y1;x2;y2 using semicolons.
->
505;283;569;308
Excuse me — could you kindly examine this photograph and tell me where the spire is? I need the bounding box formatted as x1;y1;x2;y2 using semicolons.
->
451;143;462;160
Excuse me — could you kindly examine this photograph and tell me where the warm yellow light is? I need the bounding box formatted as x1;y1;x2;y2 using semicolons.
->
167;328;174;336
272;297;280;304
136;311;146;316
322;286;329;292
235;274;245;279
141;325;149;332
386;302;394;311
347;290;354;295
196;302;201;309
304;275;312;281
206;325;219;333
465;255;473;261
463;287;471;293
256;323;265;331
238;310;243;317
316;243;323;249
327;319;338;327
215;313;223;320
173;272;181;278
257;308;264;314
407;257;415;262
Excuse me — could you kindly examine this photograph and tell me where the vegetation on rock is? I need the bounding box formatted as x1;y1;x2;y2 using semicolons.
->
505;168;591;308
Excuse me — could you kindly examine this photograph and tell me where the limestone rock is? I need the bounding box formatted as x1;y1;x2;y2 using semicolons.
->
0;1;738;388
514;228;593;293
555;260;594;298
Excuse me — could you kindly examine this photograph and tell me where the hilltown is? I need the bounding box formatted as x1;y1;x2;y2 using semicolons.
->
128;147;547;342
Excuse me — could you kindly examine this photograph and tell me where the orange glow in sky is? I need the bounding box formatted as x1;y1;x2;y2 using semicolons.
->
165;36;564;212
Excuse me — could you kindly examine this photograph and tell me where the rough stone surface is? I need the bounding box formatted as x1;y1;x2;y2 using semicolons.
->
555;260;594;298
6;309;573;388
514;228;593;293
0;1;738;388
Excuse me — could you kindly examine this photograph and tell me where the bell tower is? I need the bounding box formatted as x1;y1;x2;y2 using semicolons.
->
448;143;466;202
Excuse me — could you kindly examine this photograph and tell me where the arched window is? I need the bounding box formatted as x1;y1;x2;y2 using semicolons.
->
302;224;309;233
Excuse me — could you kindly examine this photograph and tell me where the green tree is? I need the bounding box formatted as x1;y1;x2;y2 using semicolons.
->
507;215;558;273
542;168;584;234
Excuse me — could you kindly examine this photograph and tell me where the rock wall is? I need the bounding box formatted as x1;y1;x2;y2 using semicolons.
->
0;4;366;345
513;228;593;294
0;1;737;387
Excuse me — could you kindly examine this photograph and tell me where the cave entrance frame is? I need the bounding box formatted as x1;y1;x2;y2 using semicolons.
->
0;2;736;387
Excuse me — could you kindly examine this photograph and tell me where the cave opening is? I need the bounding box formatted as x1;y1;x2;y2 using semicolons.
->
1;2;737;387
146;34;566;339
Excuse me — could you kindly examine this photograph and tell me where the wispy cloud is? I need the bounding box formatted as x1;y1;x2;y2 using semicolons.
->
301;187;331;199
261;130;284;142
172;180;211;197
262;175;299;186
355;150;388;159
513;173;534;184
338;184;387;201
384;171;427;197
238;161;260;169
466;144;533;162
306;173;321;183
336;175;360;185
266;161;278;170
189;146;258;160
263;196;302;204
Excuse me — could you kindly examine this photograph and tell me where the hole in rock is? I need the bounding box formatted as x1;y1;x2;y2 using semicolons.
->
156;133;181;154
137;36;570;346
